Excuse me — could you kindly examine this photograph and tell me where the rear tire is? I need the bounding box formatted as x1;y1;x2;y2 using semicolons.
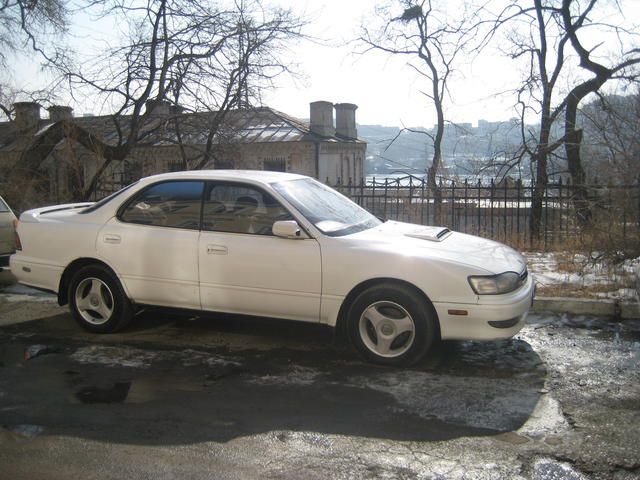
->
68;264;133;333
346;283;437;366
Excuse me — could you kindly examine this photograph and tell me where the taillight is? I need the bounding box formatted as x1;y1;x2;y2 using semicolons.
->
12;219;21;251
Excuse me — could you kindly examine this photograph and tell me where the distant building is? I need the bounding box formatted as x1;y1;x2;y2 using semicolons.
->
0;100;366;203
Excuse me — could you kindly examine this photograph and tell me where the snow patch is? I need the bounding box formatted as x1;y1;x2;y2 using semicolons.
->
525;252;639;299
250;365;321;386
180;348;242;367
0;294;57;303
71;345;158;368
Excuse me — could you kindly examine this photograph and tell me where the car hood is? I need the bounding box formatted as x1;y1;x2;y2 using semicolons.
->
348;221;526;275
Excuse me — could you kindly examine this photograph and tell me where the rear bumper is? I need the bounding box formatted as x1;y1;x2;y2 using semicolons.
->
9;255;63;292
434;275;535;341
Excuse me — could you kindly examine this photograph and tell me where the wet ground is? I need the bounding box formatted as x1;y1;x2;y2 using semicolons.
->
0;285;638;479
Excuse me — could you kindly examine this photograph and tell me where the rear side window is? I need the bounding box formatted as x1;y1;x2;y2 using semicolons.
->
0;197;8;213
120;181;204;229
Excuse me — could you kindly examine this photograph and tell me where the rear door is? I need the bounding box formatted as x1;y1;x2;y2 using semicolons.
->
97;180;204;309
198;181;322;322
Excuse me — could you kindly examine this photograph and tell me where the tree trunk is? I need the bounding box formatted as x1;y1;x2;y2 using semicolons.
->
529;151;547;242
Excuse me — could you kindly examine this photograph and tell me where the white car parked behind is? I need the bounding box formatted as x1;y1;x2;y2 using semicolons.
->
11;171;534;366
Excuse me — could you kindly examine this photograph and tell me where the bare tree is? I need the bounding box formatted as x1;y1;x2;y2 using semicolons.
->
15;0;303;200
579;91;640;182
0;0;67;64
491;0;570;240
360;0;483;225
0;0;69;120
489;0;639;239
558;0;640;224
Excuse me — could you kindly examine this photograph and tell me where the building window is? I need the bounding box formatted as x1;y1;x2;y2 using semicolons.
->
263;157;287;172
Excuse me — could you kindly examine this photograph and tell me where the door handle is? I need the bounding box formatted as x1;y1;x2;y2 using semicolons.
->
103;234;121;244
207;244;228;255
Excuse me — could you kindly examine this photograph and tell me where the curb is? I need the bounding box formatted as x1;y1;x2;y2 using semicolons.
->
532;297;639;320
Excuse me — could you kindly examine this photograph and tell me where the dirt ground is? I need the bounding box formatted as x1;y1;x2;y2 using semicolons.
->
0;286;638;480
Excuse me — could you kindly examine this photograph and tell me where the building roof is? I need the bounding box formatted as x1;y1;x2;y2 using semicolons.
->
0;106;364;152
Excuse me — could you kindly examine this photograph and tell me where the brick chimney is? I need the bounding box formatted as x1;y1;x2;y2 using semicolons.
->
145;99;172;116
309;101;335;137
334;103;358;139
48;105;74;122
13;102;41;131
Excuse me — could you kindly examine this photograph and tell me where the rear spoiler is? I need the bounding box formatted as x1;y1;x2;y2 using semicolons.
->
19;203;94;223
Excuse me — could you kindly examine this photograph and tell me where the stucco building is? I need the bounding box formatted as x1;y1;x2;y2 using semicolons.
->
0;100;366;205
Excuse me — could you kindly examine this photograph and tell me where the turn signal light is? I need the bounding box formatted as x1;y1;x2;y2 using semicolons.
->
13;219;22;251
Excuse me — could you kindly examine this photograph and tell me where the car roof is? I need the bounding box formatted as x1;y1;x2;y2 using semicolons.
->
139;170;308;185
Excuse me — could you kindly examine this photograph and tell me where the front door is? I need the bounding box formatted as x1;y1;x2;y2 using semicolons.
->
198;182;322;322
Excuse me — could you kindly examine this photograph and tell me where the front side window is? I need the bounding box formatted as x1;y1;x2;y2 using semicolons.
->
0;197;9;213
120;181;204;229
203;183;292;235
272;178;381;236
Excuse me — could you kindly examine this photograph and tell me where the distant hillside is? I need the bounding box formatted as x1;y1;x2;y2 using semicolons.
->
357;122;525;177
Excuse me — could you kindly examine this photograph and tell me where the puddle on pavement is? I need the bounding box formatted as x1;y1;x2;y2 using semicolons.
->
75;382;131;404
0;343;27;367
125;377;204;403
73;377;205;405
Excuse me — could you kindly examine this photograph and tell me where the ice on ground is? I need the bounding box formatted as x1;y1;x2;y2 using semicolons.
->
346;370;539;431
530;458;587;480
517;394;569;437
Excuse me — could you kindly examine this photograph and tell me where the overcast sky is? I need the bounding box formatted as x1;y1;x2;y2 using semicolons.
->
9;0;640;128
261;0;526;127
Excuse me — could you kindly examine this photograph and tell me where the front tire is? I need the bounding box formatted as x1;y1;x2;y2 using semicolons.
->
68;265;133;333
346;283;437;366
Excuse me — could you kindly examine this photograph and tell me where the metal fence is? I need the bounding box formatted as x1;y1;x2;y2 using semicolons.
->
331;176;640;250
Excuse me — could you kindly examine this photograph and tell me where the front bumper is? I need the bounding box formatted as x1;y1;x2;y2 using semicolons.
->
434;274;535;341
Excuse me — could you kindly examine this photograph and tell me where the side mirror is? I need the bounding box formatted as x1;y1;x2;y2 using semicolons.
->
273;220;306;239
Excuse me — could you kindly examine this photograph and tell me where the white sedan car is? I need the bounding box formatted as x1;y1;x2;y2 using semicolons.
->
11;170;534;366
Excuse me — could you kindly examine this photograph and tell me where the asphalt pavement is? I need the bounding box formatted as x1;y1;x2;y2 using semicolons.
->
0;286;638;479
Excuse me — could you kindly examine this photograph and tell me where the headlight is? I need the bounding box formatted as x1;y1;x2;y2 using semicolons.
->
468;271;522;295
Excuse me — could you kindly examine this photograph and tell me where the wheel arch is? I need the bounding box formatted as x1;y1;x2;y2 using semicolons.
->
57;258;124;306
334;277;441;340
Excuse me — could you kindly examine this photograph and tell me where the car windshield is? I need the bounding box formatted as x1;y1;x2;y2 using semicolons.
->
272;178;381;236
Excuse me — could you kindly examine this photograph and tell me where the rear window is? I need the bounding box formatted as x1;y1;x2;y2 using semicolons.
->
81;182;139;214
0;197;9;213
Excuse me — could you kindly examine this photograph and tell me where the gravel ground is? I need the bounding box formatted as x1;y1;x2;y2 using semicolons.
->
0;288;638;480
